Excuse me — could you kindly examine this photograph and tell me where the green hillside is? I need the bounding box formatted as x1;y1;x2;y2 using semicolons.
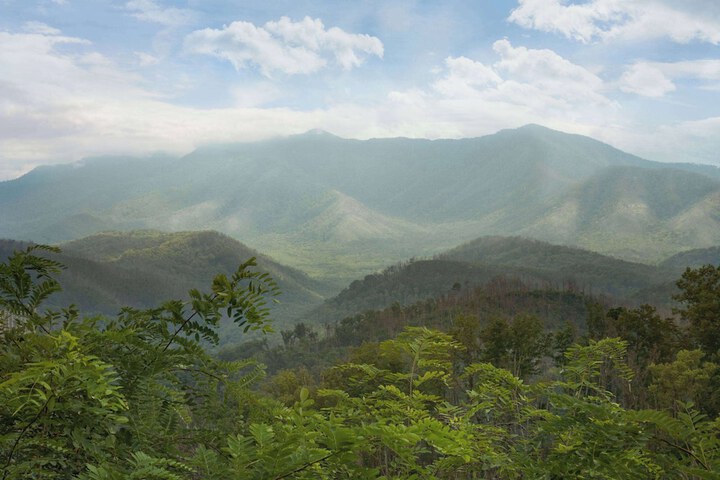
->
660;246;720;270
3;232;687;335
0;238;178;314
1;231;335;344
237;274;599;376
305;236;680;326
522;166;720;262
442;235;673;293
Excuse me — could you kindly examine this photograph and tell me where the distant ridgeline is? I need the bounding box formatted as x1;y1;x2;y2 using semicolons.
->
1;125;719;284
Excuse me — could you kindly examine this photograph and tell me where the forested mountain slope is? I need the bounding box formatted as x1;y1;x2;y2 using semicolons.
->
0;231;333;342
2;125;719;279
305;236;680;325
660;246;720;270
522;166;720;261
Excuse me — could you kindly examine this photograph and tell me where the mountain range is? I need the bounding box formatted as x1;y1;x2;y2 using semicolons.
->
1;125;719;284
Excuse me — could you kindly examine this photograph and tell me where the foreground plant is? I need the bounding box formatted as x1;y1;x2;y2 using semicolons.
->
1;246;719;479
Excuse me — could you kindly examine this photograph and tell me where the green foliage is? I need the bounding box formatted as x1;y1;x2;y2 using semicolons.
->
629;406;720;478
0;244;63;323
0;331;128;479
648;349;718;414
562;337;634;399
1;247;278;479
262;366;316;406
675;264;720;357
479;314;550;379
3;245;720;480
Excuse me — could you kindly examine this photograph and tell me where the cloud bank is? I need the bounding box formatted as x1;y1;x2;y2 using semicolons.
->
184;16;384;76
509;0;720;44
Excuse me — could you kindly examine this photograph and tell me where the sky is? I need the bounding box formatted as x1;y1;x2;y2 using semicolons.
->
1;0;719;180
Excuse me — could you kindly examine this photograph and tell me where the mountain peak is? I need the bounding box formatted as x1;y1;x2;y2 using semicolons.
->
509;124;565;136
299;128;339;138
517;123;551;131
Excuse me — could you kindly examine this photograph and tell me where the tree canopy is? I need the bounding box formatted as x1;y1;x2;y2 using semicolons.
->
1;246;719;479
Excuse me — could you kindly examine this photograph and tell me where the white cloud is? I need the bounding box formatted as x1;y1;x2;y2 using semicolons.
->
509;0;624;43
125;0;195;27
492;39;607;104
0;34;620;178
619;63;676;97
509;0;720;44
184;16;383;76
358;40;620;144
620;59;720;96
431;39;612;118
0;29;156;168
658;117;720;163
658;59;720;82
0;27;382;178
230;82;282;107
433;56;501;96
134;51;160;66
22;21;61;35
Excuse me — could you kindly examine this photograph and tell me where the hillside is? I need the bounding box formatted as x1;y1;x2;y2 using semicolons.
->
0;238;178;314
660;246;720;270
1;231;334;343
235;276;600;375
522;166;720;262
304;236;680;325
62;230;332;298
2;125;720;280
442;236;674;293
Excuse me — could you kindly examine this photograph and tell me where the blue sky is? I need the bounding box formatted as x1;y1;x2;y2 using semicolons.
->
1;0;719;179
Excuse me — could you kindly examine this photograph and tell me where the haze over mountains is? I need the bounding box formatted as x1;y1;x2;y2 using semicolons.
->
2;125;719;285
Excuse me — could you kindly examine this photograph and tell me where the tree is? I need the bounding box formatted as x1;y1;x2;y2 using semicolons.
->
507;314;550;379
674;264;720;358
648;349;718;415
479;314;549;379
603;305;681;407
1;245;278;479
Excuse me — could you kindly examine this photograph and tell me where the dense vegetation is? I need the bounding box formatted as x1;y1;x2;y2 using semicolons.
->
309;236;680;326
241;276;596;377
2;246;720;479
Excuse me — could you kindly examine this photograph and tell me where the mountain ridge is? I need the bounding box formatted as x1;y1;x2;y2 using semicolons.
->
0;230;335;343
304;235;683;326
2;125;719;279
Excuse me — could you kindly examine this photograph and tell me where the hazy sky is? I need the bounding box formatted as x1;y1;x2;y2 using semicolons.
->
1;0;719;179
